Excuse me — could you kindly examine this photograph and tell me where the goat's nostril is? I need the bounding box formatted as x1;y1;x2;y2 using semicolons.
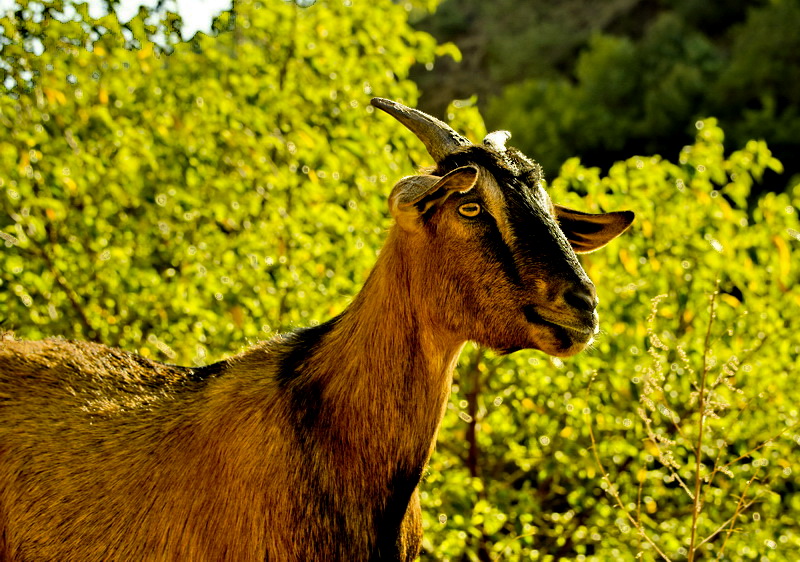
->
565;287;598;312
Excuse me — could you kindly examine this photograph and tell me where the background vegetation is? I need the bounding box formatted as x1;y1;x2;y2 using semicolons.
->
2;0;799;560
413;0;800;193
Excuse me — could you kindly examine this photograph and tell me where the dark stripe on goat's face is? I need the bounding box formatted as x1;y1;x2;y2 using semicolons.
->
465;201;523;286
503;179;583;285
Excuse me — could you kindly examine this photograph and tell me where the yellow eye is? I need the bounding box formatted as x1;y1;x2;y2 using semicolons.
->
458;202;482;218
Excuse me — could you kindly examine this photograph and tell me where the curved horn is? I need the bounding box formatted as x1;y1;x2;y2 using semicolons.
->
370;97;472;162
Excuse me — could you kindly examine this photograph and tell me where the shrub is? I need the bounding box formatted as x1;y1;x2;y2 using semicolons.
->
2;2;799;559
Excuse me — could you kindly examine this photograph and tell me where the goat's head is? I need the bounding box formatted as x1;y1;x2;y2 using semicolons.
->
372;98;634;357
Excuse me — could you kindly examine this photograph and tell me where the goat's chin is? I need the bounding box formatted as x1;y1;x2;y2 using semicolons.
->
528;324;594;357
514;307;598;357
480;322;594;357
543;337;593;357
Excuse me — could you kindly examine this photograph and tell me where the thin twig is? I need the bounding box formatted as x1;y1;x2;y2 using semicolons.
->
490;529;539;562
688;282;720;561
720;423;798;471
717;467;761;559
636;476;645;553
696;496;759;551
701;441;729;502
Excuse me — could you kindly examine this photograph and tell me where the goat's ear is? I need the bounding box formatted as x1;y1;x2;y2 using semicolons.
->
554;205;635;253
390;166;479;231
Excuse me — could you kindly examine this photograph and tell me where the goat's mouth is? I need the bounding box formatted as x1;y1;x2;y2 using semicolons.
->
522;305;598;345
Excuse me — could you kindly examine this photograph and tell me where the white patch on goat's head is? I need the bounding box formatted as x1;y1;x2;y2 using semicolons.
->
482;130;511;153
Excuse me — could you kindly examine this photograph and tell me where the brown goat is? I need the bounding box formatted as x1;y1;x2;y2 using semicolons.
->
0;98;633;561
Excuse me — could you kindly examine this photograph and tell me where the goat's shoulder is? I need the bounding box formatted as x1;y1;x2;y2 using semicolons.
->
225;318;340;385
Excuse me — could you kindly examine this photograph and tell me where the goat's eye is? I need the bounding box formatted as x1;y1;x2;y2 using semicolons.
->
458;203;482;218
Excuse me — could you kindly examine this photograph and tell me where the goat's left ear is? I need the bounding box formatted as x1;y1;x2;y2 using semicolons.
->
390;166;479;231
554;205;635;253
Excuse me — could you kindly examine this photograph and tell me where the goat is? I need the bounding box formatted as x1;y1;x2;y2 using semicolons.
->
0;98;634;561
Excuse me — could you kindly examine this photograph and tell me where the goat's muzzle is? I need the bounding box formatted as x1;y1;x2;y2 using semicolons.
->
522;297;599;356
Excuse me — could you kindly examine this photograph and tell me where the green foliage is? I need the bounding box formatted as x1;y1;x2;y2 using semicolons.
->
485;13;723;179
1;0;440;360
3;2;800;560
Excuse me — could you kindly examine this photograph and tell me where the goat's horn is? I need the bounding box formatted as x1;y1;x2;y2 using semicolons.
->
371;97;472;162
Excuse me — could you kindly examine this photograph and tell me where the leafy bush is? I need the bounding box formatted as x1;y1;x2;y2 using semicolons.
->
1;0;444;358
3;1;799;560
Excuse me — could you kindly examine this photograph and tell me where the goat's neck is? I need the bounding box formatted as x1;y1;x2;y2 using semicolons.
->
310;228;464;456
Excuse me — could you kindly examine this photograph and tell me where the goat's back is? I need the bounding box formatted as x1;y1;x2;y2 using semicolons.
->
0;336;278;561
0;336;202;405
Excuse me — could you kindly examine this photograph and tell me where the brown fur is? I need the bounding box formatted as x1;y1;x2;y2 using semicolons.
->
0;117;632;561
